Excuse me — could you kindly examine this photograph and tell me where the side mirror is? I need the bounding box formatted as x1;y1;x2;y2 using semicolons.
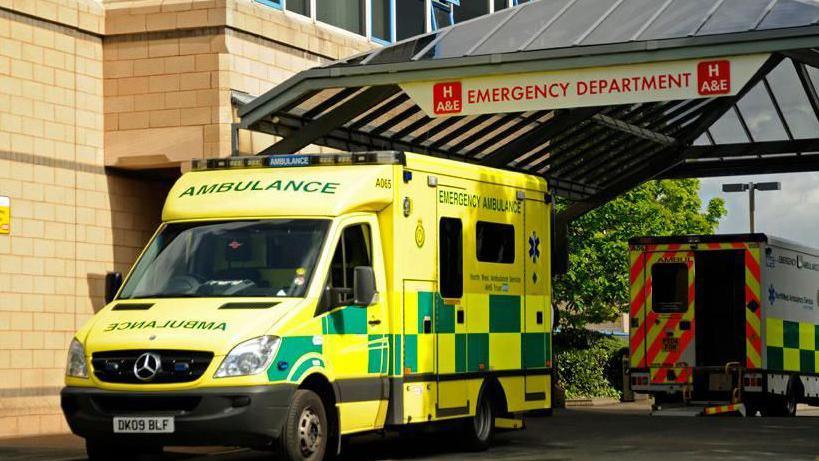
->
104;271;123;304
353;266;377;306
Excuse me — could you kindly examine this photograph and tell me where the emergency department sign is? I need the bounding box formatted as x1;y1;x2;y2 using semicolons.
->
400;54;769;117
0;196;9;234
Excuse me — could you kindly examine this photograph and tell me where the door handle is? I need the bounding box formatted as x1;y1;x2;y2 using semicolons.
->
368;319;381;326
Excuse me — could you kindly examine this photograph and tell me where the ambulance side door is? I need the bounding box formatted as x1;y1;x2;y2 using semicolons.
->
523;193;550;404
629;248;648;370
320;215;389;432
436;197;470;417
645;251;696;384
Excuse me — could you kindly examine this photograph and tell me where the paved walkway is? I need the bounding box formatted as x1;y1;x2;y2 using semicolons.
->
2;402;819;460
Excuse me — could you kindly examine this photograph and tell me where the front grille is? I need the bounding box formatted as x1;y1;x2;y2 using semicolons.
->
92;350;214;384
92;395;201;414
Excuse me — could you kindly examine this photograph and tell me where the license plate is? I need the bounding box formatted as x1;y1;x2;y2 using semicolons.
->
113;416;174;433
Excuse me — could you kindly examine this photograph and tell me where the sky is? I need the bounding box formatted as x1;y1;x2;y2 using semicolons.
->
698;172;819;247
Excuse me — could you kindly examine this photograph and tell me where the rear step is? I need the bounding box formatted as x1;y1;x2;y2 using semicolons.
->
651;401;745;417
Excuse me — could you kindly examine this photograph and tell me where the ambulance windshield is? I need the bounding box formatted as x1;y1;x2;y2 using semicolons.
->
119;219;330;299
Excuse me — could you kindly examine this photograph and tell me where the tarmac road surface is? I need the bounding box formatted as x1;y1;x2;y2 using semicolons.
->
2;402;819;461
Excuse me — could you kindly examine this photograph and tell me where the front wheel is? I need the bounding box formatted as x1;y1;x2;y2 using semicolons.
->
277;389;329;461
461;390;495;451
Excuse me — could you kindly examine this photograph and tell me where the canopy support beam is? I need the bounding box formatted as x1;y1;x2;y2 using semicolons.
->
483;107;603;167
591;113;676;146
259;85;401;156
556;53;784;224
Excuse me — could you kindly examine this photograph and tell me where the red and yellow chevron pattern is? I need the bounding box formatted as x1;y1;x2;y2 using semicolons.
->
744;247;762;369
629;241;763;376
703;403;744;416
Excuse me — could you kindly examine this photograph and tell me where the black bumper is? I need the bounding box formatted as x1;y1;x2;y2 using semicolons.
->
61;384;295;449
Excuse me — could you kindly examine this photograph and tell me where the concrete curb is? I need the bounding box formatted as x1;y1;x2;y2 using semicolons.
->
565;398;621;407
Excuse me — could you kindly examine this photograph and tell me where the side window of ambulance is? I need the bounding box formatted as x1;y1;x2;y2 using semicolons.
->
325;224;372;308
651;263;688;313
476;221;515;263
439;217;463;298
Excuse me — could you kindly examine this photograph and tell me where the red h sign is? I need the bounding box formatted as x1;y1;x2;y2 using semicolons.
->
697;60;731;96
433;81;462;115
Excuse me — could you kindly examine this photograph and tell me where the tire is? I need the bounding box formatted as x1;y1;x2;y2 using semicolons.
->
784;382;798;417
461;389;495;452
86;439;162;461
765;381;798;417
277;389;329;461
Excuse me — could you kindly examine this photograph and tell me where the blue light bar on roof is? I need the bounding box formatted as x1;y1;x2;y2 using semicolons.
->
190;151;406;171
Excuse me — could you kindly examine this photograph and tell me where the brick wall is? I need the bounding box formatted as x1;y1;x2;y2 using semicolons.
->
0;0;375;438
0;0;169;437
103;0;376;166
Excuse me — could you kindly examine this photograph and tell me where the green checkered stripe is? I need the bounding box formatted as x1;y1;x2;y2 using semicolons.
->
267;306;391;382
403;291;551;374
766;317;819;373
267;335;323;381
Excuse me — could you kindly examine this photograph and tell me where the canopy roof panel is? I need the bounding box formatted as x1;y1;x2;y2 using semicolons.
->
336;0;819;65
237;0;819;224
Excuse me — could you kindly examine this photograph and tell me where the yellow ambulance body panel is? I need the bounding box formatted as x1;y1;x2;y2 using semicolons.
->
62;151;552;456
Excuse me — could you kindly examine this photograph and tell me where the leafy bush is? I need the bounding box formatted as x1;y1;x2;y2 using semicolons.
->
555;328;627;399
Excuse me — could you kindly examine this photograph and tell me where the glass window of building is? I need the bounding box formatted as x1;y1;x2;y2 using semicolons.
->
494;0;508;11
286;0;310;16
317;0;365;35
372;0;392;43
256;0;283;9
453;0;489;23
397;0;426;40
433;1;454;29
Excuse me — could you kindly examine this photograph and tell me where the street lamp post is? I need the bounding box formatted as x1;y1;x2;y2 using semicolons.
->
721;182;781;233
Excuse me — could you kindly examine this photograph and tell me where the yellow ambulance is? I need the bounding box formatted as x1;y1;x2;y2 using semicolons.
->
61;151;553;460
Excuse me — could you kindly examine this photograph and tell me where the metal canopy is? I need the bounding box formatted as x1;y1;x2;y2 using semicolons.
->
238;0;819;225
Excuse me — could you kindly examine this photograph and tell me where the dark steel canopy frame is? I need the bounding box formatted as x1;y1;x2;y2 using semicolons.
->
236;0;819;233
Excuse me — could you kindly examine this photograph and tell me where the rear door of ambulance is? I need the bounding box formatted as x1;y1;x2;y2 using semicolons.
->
641;247;696;385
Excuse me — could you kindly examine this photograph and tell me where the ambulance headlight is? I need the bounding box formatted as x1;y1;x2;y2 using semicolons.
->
66;339;88;378
215;336;281;378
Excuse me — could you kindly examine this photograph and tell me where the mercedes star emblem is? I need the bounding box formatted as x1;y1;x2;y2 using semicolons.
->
133;352;162;382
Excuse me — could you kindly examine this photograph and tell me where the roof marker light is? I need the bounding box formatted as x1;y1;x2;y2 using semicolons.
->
190;151;405;171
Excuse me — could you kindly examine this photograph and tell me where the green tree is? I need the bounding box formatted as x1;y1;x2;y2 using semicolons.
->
554;179;726;329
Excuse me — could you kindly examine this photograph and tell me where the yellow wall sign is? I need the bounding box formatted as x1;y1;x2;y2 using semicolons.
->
0;196;9;234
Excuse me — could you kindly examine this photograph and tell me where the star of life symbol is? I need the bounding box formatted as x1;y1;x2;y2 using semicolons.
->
768;285;776;306
529;231;540;263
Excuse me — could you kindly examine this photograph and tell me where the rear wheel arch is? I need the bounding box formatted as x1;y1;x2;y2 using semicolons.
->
790;375;805;400
481;376;509;416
